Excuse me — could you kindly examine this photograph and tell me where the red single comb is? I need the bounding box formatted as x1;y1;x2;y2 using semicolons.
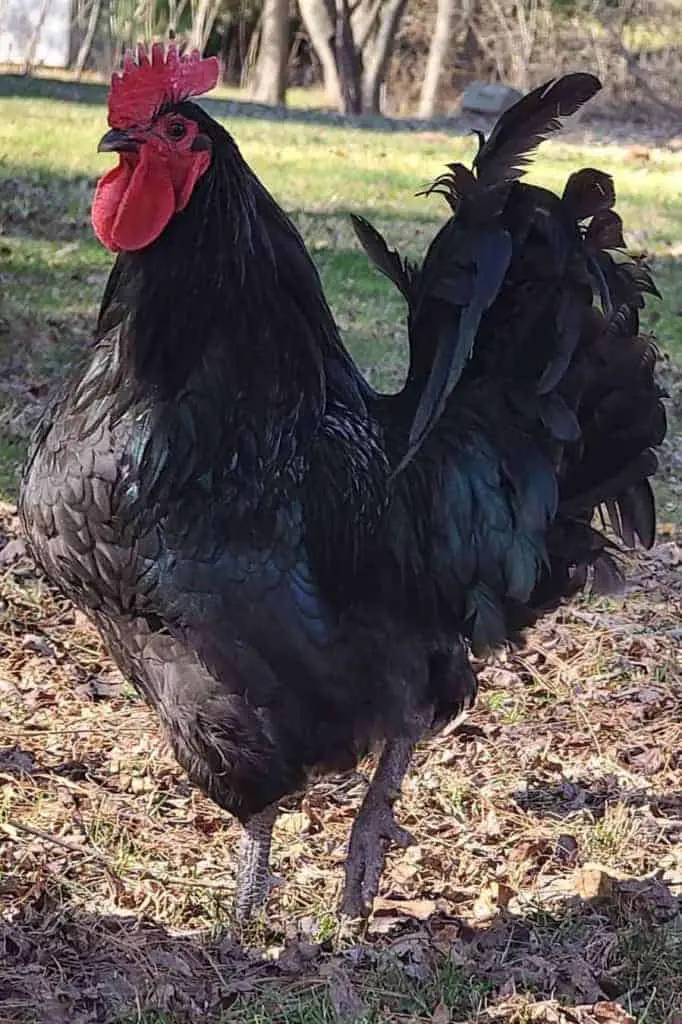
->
108;42;219;129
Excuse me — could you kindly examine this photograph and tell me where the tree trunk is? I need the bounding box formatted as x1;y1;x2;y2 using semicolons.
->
418;0;455;118
22;0;52;73
335;0;362;114
73;0;102;79
300;0;405;113
298;0;342;107
360;0;407;113
351;0;382;52
189;0;222;52
249;0;289;104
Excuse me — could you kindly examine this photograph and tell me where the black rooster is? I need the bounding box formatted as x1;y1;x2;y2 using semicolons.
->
20;48;665;919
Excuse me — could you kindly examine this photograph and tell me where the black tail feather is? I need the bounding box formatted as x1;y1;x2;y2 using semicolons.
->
354;73;664;636
474;74;601;191
563;167;615;220
350;214;413;300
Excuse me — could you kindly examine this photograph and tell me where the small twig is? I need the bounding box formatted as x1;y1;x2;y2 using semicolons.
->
4;818;235;891
4;819;93;855
514;650;604;759
595;13;682;117
136;870;235;892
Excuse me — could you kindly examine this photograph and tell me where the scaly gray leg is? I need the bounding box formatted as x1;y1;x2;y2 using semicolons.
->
341;709;431;918
235;804;279;921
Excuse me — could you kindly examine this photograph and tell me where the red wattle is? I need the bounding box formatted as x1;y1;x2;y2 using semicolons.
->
92;158;133;252
92;149;176;252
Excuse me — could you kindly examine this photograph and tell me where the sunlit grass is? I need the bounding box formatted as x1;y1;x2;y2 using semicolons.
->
1;87;681;506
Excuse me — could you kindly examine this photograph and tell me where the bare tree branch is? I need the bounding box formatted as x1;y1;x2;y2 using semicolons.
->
299;0;343;106
74;0;102;78
22;0;52;73
360;0;407;111
594;9;682;117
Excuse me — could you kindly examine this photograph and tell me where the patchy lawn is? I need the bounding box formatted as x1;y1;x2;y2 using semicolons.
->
0;77;680;1024
2;82;682;508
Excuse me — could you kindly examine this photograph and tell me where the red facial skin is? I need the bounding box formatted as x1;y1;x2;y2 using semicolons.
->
92;112;211;253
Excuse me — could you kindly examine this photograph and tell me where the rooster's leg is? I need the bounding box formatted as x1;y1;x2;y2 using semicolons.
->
341;711;429;918
235;804;279;921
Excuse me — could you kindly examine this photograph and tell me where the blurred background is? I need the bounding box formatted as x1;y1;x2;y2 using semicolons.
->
2;0;682;120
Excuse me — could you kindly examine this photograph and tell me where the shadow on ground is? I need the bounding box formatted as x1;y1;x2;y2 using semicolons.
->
1;875;679;1023
516;778;682;828
0;162;438;246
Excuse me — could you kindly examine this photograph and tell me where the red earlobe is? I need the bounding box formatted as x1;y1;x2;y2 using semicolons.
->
174;150;211;213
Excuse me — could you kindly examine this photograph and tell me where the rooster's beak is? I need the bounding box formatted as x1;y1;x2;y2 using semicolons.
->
97;128;139;154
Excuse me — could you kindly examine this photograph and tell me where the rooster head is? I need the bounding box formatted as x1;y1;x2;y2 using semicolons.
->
92;43;219;253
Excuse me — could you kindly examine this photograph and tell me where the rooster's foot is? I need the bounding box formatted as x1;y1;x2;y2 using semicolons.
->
340;709;433;918
341;795;414;918
235;804;280;921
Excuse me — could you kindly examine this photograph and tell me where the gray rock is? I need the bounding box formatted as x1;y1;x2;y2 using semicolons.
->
460;81;523;116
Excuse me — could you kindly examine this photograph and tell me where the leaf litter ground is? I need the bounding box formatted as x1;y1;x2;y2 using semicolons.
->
1;502;680;1024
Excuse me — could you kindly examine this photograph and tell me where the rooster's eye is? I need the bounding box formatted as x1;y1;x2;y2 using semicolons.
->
167;120;187;140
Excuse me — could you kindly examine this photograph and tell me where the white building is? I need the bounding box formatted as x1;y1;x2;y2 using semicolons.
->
0;0;73;68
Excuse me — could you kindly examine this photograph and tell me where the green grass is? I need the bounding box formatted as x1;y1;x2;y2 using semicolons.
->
1;82;681;509
213;959;493;1024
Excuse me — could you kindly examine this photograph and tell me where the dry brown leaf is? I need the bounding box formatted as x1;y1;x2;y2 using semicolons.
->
372;897;443;920
432;1000;450;1023
392;859;419;886
279;810;313;836
521;998;564;1021
429;920;463;954
472;880;515;919
587;1002;636;1023
573;864;619;900
482;808;502;837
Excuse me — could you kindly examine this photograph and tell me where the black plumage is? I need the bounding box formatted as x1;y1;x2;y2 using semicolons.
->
20;74;666;918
